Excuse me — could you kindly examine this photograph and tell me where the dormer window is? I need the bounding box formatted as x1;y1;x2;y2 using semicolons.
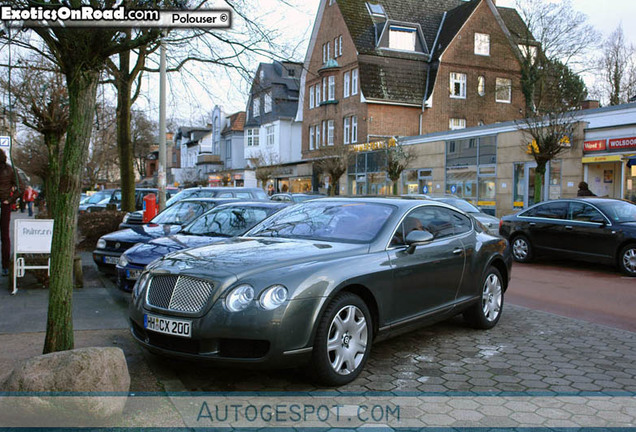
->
366;2;386;17
389;26;417;51
474;33;490;56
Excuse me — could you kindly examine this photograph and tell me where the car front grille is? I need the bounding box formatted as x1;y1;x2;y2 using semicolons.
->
146;274;214;313
106;241;135;251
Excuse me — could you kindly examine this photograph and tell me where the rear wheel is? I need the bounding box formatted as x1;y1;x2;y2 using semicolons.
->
310;292;372;386
618;244;636;277
464;266;504;329
511;234;533;263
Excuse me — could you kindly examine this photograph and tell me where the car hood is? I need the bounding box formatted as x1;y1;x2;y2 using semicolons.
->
103;224;182;243
150;237;368;280
126;234;227;266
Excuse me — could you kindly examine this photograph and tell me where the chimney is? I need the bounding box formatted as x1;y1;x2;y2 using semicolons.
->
581;100;600;110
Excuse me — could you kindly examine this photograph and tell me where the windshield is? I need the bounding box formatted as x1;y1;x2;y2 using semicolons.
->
151;201;213;225
183;205;273;237
166;189;198;207
85;191;109;204
248;201;396;243
596;200;636;223
436;198;480;213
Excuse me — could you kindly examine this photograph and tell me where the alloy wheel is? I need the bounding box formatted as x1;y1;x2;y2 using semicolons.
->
481;273;502;322
327;305;368;375
623;247;636;275
513;238;528;260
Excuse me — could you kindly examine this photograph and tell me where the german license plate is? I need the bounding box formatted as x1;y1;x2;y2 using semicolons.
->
127;269;142;280
144;314;191;338
104;256;119;264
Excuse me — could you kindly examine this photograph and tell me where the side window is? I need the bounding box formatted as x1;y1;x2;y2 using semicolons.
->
535;202;568;219
112;191;122;203
569;202;604;223
391;206;469;246
450;210;472;235
217;193;233;197
235;192;251;199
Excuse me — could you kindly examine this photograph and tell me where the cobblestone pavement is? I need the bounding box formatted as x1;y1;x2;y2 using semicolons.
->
147;304;636;394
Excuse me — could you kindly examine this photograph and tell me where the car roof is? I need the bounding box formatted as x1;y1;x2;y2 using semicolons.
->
212;201;290;209
179;197;241;203
310;196;460;211
181;186;263;191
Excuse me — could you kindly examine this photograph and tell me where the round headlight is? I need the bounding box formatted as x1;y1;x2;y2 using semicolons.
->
225;284;254;312
97;238;107;249
259;285;288;310
118;254;129;268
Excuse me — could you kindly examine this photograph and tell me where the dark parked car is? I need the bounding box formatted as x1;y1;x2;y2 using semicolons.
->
166;186;268;208
79;189;115;214
87;188;176;213
116;201;289;291
270;193;325;203
499;198;636;276
129;198;511;385
93;198;238;274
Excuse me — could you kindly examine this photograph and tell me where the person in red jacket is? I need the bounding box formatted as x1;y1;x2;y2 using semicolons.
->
0;150;24;276
22;186;38;217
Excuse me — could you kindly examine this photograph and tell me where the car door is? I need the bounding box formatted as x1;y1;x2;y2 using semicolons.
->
520;201;569;253
562;201;616;260
387;206;468;324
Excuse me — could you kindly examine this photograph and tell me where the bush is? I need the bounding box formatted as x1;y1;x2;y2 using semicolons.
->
78;210;126;248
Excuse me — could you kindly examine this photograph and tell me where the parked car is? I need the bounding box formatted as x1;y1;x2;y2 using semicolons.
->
79;189;115;214
87;188;175;213
270;193;325;203
402;194;500;235
93;198;238;274
129;198;511;385
499;198;636;276
116;201;289;291
166;187;268;208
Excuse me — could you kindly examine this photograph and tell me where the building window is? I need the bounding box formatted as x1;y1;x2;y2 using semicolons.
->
351;116;358;143
309;126;315;150
309;86;315;109
389;26;417;51
315;83;321;105
496;78;512;103
322;121;326;147
343;117;350;144
264;92;272;113
351;68;359;95
226;139;232;160
327;120;334;146
328;75;335;100
329;0;335;5
344;71;350;98
366;2;386;17
474;33;490;56
266;125;275;146
338;35;343;56
477;76;485;96
316;123;321;148
322;43;327;64
450;73;466;99
247;128;259;146
449;118;466;130
334;37;339;58
252;97;260;117
518;44;538;63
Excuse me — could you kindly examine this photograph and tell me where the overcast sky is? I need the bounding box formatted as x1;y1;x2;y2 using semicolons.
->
147;0;636;125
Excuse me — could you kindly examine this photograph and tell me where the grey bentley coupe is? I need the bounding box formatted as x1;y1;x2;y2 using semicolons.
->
129;198;512;386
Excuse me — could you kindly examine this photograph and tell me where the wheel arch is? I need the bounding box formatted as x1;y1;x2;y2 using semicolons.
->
616;240;636;269
487;256;509;292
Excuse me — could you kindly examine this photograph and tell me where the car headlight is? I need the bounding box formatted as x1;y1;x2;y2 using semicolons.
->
259;284;288;310
122;213;130;224
133;272;150;300
97;238;106;249
225;284;254;312
118;254;129;268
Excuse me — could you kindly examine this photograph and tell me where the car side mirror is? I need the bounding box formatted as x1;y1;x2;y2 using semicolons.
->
405;230;434;254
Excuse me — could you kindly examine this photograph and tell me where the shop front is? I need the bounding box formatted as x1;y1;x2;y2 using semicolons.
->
582;137;636;202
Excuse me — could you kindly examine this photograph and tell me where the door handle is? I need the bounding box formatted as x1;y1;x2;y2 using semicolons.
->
453;248;463;255
565;226;573;230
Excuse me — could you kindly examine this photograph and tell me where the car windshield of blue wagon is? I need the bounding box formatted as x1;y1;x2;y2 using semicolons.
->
151;201;213;225
249;201;395;243
182;205;272;237
597;200;636;223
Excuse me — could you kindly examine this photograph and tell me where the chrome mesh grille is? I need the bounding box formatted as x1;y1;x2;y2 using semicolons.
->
146;275;214;313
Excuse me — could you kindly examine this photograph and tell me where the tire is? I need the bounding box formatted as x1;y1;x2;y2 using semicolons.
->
618;244;636;277
310;292;373;386
464;266;504;329
511;234;533;263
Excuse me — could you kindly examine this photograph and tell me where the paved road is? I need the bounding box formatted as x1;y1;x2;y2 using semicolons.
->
506;258;636;332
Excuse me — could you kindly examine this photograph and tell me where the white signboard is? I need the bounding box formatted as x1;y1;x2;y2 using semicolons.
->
15;219;54;254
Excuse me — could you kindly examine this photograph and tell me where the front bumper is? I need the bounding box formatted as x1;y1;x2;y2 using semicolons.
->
92;250;123;274
116;263;145;292
129;295;324;368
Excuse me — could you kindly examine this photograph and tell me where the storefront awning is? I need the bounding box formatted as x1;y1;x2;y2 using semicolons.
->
582;155;622;164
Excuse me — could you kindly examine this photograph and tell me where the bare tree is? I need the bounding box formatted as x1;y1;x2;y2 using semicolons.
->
385;140;415;195
315;145;355;196
84;103;120;189
249;150;280;189
131;110;157;179
599;25;636;106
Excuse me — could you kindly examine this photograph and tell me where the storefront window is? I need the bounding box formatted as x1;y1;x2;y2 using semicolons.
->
626;162;636;203
548;159;562;200
290;177;312;193
445;136;496;208
513;163;526;209
348;151;390;195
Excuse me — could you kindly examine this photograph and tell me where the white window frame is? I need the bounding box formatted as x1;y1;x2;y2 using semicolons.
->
344;117;350;144
322;78;327;102
338;35;343;56
327;42;330;61
328;75;335;100
449;118;466;130
450;72;466;99
477;76;485;97
344;71;350;98
252;97;260;117
321;121;326;147
322;43;327;64
264;92;272;113
334;37;339;58
247;128;259;146
309;86;315;109
351;116;358;143
315;83;321;106
474;33;490;56
351;68;359;95
495;77;512;103
309;126;315;150
327;120;334;146
389;26;417;51
316;124;321;148
266;125;275;146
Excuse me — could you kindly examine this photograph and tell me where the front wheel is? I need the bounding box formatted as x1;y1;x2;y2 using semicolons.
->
464;266;504;329
511;234;533;263
619;244;636;277
310;292;372;386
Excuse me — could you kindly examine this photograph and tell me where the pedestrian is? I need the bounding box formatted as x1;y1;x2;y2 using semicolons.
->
577;181;596;197
0;150;24;276
267;183;274;196
23;186;38;217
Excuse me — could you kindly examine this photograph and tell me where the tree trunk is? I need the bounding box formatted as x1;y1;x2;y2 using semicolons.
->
43;68;100;354
44;133;62;218
534;162;547;204
117;49;136;213
392;181;398;196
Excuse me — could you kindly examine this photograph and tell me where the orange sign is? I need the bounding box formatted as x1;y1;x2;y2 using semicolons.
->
583;140;606;152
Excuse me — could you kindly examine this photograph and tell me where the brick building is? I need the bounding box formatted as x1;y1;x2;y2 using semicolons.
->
297;0;535;194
